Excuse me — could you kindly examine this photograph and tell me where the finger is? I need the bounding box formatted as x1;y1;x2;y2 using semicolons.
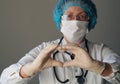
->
46;44;58;50
63;60;75;67
52;60;63;67
57;45;74;51
43;44;58;54
38;44;59;60
64;43;80;48
65;44;80;49
56;46;65;52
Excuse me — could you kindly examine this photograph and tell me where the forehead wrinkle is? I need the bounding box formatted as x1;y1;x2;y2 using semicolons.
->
64;6;85;15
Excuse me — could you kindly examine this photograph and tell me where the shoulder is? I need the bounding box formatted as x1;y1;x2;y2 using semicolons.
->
87;40;114;53
87;39;112;57
87;39;104;51
87;39;119;61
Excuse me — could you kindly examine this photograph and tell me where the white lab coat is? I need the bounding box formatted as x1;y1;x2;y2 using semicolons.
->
0;39;120;84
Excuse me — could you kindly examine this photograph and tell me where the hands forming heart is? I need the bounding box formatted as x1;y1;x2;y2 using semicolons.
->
21;44;105;77
32;44;94;71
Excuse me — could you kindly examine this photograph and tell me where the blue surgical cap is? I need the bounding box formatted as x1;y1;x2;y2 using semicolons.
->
53;0;97;31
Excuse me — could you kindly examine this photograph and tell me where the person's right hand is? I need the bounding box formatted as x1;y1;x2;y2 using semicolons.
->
20;44;63;78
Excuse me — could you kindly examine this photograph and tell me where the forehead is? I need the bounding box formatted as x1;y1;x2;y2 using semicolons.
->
64;6;85;14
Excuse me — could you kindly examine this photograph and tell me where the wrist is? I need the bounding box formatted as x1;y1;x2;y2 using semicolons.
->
100;63;113;76
19;63;38;78
89;60;105;74
19;66;31;78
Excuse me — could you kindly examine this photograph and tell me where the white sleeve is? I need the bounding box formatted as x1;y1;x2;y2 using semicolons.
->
0;44;44;84
0;63;31;84
101;44;120;84
0;40;58;84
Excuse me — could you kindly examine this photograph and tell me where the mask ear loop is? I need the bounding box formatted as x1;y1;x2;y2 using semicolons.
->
53;36;69;83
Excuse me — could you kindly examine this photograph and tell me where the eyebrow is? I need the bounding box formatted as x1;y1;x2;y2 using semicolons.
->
78;11;87;15
64;11;86;15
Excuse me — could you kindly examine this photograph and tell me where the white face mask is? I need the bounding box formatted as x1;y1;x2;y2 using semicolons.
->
61;20;89;43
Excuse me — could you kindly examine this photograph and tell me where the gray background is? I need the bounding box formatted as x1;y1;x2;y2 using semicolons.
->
0;0;120;84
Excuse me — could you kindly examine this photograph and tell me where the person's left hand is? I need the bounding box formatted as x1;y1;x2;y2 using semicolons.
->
57;44;105;74
58;44;94;69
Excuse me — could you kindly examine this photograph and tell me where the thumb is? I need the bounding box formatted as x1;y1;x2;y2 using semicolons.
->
63;61;75;67
52;60;63;67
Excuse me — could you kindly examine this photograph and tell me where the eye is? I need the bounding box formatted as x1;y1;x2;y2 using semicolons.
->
81;15;86;18
67;14;73;20
78;13;89;21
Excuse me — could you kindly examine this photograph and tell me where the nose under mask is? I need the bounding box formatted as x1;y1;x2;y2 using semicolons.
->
61;20;89;43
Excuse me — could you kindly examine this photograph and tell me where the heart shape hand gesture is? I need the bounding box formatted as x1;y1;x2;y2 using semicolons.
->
21;44;105;78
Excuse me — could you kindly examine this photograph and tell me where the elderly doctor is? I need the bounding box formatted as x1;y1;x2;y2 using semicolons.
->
0;0;120;84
